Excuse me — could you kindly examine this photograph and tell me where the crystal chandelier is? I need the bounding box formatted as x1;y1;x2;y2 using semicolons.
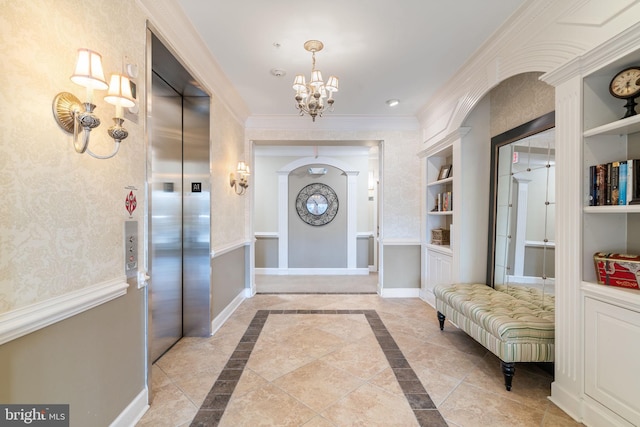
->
292;40;339;121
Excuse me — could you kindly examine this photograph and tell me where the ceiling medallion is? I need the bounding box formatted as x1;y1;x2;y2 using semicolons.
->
292;40;339;122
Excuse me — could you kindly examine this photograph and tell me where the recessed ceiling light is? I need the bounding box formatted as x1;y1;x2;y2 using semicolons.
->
386;99;400;107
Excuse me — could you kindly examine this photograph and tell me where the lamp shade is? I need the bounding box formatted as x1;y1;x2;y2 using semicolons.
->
310;70;323;87
104;74;136;108
325;76;339;92
70;49;108;90
292;74;306;91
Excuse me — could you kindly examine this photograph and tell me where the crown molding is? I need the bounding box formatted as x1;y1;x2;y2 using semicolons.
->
245;114;420;131
137;0;250;123
542;20;640;86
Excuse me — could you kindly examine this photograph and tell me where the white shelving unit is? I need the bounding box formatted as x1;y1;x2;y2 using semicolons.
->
419;125;487;306
421;142;454;303
542;23;640;427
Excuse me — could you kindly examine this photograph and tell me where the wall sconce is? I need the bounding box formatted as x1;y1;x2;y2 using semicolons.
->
230;161;250;195
52;48;135;159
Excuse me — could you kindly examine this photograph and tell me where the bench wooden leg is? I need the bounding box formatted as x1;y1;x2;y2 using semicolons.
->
437;311;445;330
501;361;515;391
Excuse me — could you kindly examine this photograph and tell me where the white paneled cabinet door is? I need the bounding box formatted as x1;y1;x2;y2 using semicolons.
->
427;250;453;290
584;297;640;426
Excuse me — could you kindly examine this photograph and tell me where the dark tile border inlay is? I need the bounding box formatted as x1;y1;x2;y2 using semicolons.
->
190;310;448;427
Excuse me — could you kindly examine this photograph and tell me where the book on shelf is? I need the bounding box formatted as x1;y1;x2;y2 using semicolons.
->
590;159;640;206
434;192;453;212
632;159;640;205
619;161;627;205
611;161;619;205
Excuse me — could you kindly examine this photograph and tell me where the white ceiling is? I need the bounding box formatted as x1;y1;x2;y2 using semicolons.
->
176;0;526;119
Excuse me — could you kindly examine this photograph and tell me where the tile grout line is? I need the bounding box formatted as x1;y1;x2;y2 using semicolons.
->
189;309;448;427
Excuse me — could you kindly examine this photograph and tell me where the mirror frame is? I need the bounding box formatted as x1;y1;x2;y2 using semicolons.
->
486;111;555;286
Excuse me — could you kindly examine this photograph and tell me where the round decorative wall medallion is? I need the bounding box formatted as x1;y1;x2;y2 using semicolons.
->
295;183;339;226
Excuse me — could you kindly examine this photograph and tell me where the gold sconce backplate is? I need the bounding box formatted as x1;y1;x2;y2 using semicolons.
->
53;92;82;133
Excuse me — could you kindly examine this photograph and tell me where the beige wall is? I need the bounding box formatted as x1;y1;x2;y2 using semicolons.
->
0;278;145;426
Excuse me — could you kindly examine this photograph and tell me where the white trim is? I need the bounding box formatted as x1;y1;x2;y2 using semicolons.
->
419;289;436;308
419;127;471;157
255;268;283;275
381;287;421;298
346;171;359;269
525;240;556;248
357;232;374;238
210;290;246;335
256;268;369;276
255;232;278;238
138;1;249;123
109;387;149;427
210;239;250;258
582;395;634;427
245;114;420;131
380;238;421;246
0;277;129;346
277;171;289;268
506;276;556;286
549;382;583;424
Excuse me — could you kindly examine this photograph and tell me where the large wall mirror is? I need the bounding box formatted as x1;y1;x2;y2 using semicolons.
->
487;112;555;295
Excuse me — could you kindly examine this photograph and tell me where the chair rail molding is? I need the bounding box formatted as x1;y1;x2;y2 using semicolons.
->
0;277;129;345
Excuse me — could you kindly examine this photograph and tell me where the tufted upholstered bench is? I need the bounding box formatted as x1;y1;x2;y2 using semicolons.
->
433;283;554;391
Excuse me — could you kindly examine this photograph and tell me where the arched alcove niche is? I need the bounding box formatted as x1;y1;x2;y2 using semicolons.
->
277;156;362;273
420;42;582;142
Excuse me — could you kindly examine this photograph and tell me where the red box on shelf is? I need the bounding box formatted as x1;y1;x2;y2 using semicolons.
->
593;252;640;290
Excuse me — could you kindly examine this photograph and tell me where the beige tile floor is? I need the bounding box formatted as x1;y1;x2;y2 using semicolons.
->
136;277;583;427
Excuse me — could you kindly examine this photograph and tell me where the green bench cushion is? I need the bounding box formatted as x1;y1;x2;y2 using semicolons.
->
434;283;554;363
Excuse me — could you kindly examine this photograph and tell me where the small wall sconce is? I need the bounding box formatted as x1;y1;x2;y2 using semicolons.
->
230;161;250;195
52;48;135;159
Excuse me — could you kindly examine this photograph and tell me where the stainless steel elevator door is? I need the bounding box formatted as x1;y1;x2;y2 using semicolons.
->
150;74;184;362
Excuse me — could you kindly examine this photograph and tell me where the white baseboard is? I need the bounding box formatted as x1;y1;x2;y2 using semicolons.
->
109;387;149;427
380;288;421;298
581;395;635;427
549;382;583;424
211;290;246;336
419;289;436;308
255;268;369;276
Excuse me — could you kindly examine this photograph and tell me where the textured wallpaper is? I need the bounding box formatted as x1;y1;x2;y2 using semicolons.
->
246;129;422;241
0;1;147;313
490;72;555;137
210;98;248;247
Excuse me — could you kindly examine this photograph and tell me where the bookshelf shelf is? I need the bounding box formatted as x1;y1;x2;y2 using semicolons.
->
426;244;452;255
584;114;640;138
584;205;640;213
427;210;453;216
427;176;453;187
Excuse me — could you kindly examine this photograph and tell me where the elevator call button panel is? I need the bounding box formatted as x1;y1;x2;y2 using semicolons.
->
125;220;138;278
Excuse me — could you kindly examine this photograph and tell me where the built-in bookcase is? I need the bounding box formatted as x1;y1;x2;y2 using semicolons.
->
425;145;453;253
582;58;640;286
571;33;640;425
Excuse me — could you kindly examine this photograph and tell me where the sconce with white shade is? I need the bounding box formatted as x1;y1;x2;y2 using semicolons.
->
52;48;134;160
230;161;250;195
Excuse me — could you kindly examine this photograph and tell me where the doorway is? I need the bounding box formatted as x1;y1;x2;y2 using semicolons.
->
148;31;212;363
252;142;381;292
